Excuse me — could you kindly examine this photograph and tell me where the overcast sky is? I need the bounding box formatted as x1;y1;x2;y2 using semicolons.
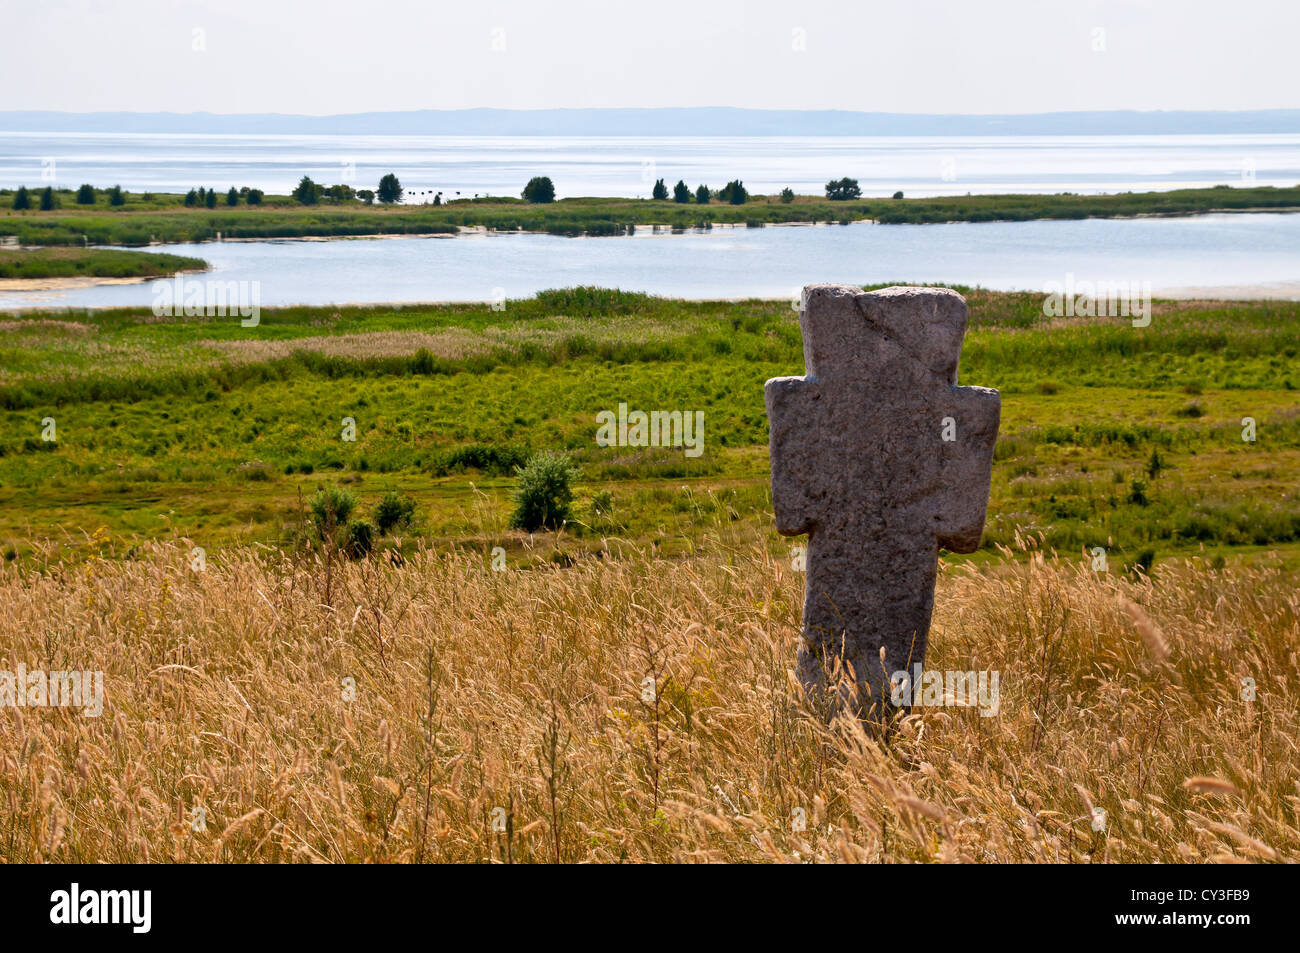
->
4;0;1297;115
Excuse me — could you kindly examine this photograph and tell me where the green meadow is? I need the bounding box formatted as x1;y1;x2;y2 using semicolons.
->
0;246;207;279
3;183;1299;245
1;287;1297;569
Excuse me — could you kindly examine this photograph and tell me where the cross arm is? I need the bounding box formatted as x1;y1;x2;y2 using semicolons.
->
764;375;823;537
934;384;1001;553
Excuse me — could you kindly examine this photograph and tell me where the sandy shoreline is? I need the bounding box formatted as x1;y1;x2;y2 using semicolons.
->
0;274;158;291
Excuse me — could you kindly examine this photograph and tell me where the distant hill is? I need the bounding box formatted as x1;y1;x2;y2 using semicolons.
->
2;107;1298;136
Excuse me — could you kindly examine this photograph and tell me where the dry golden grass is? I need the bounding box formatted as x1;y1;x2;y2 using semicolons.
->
1;536;1296;863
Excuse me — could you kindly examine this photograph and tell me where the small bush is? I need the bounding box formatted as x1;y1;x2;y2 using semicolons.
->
309;486;357;542
509;451;579;532
430;443;529;477
374;491;417;533
531;286;653;317
1126;548;1156;577
344;519;376;558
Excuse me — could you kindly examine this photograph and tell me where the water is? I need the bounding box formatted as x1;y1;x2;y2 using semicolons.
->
5;213;1298;311
3;132;1299;199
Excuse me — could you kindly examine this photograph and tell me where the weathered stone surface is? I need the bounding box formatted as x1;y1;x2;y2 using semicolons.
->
765;284;1000;713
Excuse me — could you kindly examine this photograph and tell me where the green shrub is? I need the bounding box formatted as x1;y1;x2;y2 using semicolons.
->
531;286;653;317
344;519;376;558
1126;548;1156;577
430;443;529;476
309;485;357;542
374;491;417;533
509;451;579;531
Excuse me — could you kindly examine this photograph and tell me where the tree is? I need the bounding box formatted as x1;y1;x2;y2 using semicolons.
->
377;173;402;204
357;189;375;205
672;179;690;203
204;187;217;209
108;185;125;206
39;186;57;210
718;180;748;205
651;178;669;200
522;176;555;203
293;175;319;205
780;187;795;203
76;184;95;204
825;177;862;200
12;186;30;210
892;190;904;200
226;186;239;206
184;188;199;207
695;184;710;204
246;189;264;205
326;183;355;202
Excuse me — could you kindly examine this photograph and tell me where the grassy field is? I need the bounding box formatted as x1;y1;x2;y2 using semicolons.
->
1;285;1297;864
0;246;207;279
0;287;1297;573
1;536;1295;862
3;184;1298;245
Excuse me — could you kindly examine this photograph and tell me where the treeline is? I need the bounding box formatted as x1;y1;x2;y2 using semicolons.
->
5;183;1298;245
645;177;754;205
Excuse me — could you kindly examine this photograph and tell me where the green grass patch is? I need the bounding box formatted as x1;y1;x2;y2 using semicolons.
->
0;246;207;279
0;288;1296;568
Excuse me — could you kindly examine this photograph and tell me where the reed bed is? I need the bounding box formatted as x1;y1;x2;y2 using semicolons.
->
1;536;1295;863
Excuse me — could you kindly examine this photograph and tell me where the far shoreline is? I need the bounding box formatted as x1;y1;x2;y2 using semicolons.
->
5;183;1299;247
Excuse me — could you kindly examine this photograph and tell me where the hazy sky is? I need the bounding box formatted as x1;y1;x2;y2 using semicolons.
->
4;0;1297;115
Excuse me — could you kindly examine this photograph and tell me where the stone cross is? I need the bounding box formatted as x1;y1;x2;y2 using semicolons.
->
765;284;1000;715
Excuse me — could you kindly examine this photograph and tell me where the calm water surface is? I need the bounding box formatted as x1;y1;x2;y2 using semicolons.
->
3;132;1299;198
3;213;1298;311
